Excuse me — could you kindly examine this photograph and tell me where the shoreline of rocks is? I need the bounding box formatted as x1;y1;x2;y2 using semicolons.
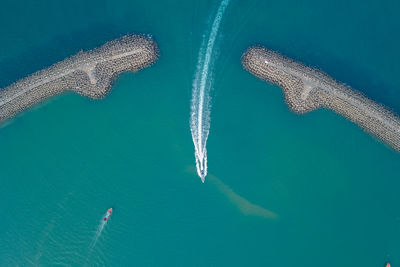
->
0;35;159;123
242;46;400;152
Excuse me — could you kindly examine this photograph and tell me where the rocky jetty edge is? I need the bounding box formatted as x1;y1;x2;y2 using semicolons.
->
242;46;400;152
0;34;159;124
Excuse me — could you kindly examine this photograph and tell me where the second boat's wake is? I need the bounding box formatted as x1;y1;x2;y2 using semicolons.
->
89;208;112;250
89;213;108;250
190;0;231;182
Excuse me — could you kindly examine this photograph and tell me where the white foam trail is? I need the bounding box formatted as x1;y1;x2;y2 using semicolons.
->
84;212;110;266
89;213;109;250
190;0;231;182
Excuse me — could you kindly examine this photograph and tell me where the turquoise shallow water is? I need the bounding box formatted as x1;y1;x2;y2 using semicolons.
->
1;0;400;266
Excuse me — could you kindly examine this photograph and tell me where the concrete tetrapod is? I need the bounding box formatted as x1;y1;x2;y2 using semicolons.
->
242;46;400;152
0;35;159;124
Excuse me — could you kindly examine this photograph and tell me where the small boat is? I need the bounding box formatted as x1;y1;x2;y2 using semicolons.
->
104;208;113;221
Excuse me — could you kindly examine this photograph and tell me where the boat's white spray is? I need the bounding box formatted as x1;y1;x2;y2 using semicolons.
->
190;0;231;182
89;212;110;249
83;211;111;265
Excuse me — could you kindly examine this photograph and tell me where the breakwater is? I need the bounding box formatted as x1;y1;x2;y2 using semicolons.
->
0;35;159;123
242;46;400;152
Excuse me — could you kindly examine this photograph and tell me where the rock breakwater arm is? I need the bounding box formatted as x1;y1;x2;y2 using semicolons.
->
242;46;400;152
0;35;159;123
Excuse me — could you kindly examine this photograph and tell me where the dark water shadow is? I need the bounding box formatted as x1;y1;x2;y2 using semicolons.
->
243;40;400;114
0;22;139;89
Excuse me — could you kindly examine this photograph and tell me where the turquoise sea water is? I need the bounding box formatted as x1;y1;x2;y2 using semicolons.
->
1;0;400;266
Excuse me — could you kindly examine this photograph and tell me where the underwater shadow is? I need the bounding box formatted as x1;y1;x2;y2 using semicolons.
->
249;41;400;115
0;23;129;89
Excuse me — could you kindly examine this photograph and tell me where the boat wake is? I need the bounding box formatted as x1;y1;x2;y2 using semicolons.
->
190;0;231;182
84;211;111;266
89;212;109;250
